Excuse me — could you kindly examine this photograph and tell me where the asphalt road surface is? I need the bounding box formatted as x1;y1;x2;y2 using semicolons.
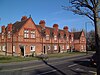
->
0;55;96;75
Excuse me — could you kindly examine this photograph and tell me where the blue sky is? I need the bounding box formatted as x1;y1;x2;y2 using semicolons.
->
0;0;94;32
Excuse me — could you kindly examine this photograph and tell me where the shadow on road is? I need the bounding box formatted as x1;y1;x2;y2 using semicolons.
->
70;59;96;75
43;60;66;75
73;60;96;68
36;56;67;75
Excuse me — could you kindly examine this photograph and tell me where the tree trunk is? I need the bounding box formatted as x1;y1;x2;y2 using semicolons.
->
94;12;100;75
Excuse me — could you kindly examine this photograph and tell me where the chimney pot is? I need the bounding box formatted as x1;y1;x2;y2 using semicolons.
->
21;16;27;21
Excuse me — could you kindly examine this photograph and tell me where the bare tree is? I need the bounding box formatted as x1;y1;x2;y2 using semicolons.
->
87;30;95;51
63;0;100;74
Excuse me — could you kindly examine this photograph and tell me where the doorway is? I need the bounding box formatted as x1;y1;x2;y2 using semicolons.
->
58;46;60;53
43;46;46;54
20;46;25;56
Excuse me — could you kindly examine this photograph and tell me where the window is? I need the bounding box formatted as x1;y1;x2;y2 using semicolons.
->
81;45;83;49
30;46;35;51
46;35;49;40
72;37;74;41
48;46;50;50
31;30;35;38
13;46;16;52
82;38;85;41
66;37;69;41
2;46;6;51
24;30;29;38
8;31;11;38
54;35;57;40
67;45;69;49
2;33;4;39
54;45;57;50
62;45;64;49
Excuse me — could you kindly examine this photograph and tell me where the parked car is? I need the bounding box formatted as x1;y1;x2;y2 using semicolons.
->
90;53;97;66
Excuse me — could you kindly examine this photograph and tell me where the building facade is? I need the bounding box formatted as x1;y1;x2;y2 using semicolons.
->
0;16;86;56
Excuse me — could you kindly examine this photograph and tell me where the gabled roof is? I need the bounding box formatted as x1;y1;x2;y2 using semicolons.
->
36;24;67;38
13;18;29;33
73;31;82;40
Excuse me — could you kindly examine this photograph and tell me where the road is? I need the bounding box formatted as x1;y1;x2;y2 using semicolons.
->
0;55;96;75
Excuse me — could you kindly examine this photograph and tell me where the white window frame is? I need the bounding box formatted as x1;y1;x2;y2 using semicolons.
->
54;35;57;40
2;45;6;51
81;45;83;49
31;30;35;38
46;35;49;40
62;45;64;50
66;37;69;41
8;31;11;38
54;45;57;50
67;45;69;49
48;46;50;50
30;46;35;51
2;33;4;39
72;37;74;41
13;46;16;52
24;30;29;38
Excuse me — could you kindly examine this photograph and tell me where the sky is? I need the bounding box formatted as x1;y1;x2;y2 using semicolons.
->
0;0;94;32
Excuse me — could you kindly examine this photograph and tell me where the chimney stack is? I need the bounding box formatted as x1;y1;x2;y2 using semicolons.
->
39;20;45;29
1;26;5;33
8;23;13;31
53;24;58;35
53;24;58;31
63;26;68;32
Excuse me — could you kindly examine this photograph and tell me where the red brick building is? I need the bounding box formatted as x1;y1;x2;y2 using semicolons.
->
0;16;86;56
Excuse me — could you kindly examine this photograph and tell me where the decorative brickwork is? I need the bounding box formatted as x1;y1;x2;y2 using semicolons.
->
0;16;86;56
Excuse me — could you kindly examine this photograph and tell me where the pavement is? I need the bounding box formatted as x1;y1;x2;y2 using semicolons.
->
0;54;92;72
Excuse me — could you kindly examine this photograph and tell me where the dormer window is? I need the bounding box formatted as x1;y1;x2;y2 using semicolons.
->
24;30;29;38
46;35;49;40
54;35;57;40
66;37;69;41
31;30;35;38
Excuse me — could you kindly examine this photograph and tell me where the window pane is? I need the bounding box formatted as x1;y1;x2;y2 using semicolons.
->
46;35;49;40
13;46;15;52
31;31;35;38
2;46;6;51
54;45;57;50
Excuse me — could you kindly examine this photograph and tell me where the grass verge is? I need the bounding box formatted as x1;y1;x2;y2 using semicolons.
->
0;52;86;63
